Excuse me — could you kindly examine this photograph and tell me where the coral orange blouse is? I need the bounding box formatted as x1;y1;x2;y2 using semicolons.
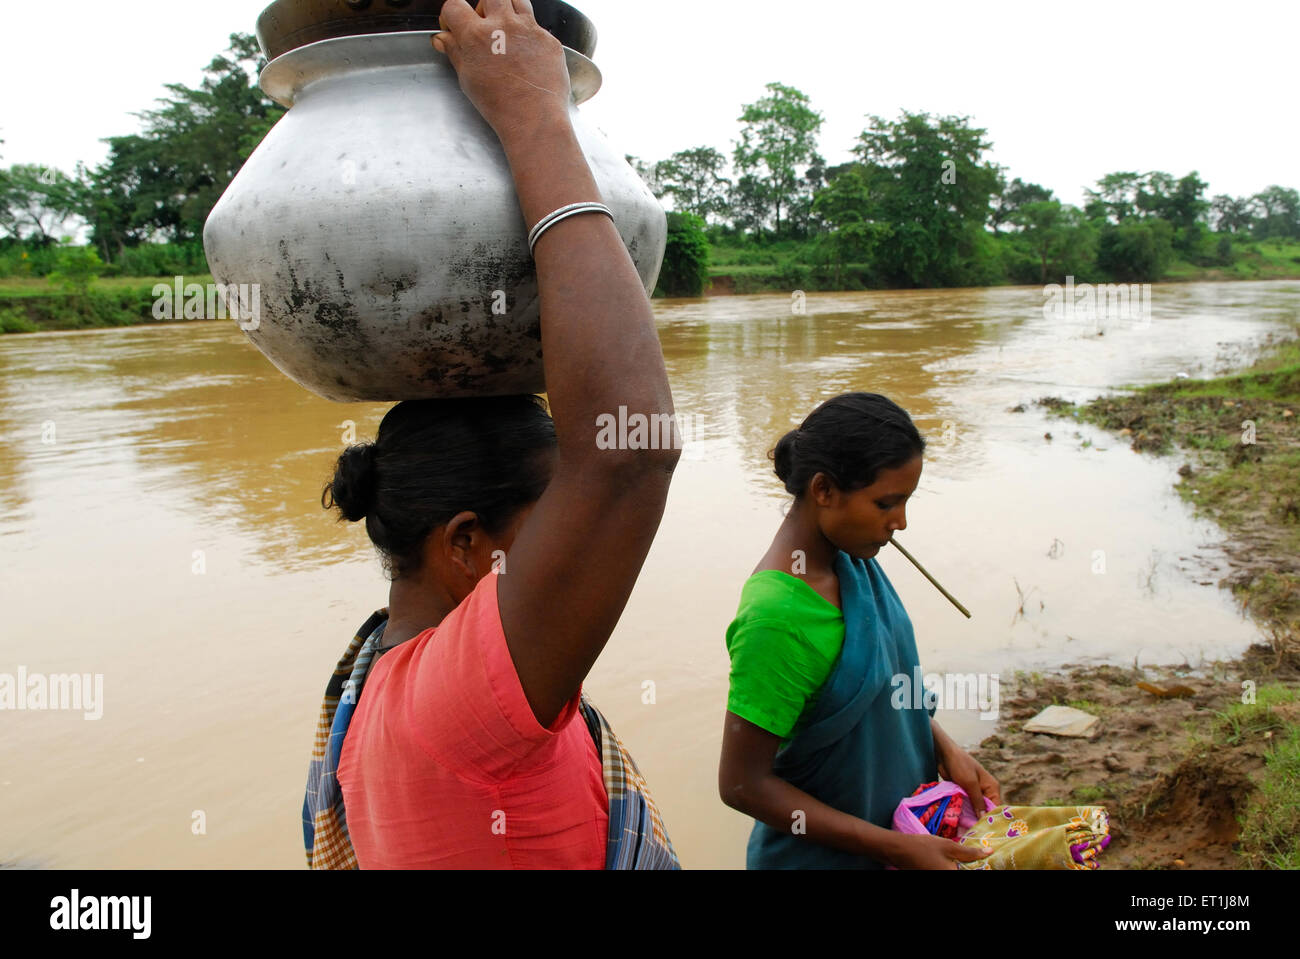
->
338;572;608;868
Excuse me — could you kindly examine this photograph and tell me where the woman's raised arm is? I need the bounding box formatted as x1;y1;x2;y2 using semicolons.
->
436;0;679;727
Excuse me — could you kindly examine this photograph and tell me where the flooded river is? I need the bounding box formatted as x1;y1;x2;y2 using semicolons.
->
1;280;1296;868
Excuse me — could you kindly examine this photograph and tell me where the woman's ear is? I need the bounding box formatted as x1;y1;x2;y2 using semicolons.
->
809;472;838;507
442;510;484;583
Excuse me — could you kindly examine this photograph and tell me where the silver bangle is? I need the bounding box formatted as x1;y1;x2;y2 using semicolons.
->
528;201;614;256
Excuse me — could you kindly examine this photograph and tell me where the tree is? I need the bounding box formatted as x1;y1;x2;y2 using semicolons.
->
79;32;285;254
655;212;711;297
1096;218;1174;282
1251;185;1300;240
1084;172;1145;223
78;136;185;258
727;172;773;238
1210;194;1255;234
990;177;1054;232
732;83;824;237
1012;200;1095;283
786;153;828;238
849;111;1001;287
0;164;81;243
655;147;731;225
626;155;667;200
991;176;1054;232
810;163;889;287
1137;171;1208;251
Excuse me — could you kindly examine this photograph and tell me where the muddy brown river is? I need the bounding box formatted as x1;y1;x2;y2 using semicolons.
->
1;280;1296;868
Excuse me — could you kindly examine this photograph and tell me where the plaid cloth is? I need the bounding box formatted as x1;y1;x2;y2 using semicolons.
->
303;608;680;870
302;609;387;869
578;692;681;870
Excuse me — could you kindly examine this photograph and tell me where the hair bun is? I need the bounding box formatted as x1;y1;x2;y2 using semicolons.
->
331;444;377;522
771;428;799;490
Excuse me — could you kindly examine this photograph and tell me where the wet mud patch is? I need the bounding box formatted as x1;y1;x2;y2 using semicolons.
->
972;658;1298;869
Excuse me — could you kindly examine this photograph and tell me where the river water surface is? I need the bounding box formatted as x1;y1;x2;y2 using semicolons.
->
1;280;1297;868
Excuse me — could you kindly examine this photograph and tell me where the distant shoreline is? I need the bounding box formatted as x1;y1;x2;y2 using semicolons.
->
4;272;1298;334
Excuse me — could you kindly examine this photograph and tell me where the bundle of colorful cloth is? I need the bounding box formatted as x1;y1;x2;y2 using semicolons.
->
910;782;967;840
895;781;1111;870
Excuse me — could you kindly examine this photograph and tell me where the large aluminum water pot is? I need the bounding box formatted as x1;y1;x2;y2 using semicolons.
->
203;24;666;402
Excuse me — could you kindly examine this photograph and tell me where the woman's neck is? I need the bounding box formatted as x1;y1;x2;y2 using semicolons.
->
761;499;837;576
382;575;458;649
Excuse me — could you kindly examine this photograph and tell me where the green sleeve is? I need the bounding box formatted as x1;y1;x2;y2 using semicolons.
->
725;616;836;739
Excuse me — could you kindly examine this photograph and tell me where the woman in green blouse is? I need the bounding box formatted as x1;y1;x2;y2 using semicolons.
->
718;392;1000;869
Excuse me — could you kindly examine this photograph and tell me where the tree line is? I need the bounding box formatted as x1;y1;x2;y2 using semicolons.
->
2;35;1296;295
636;83;1299;294
0;33;280;279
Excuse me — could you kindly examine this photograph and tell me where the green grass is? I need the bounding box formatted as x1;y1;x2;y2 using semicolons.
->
1183;447;1300;535
1212;684;1296;746
708;236;1300;290
1155;371;1300;405
1071;784;1108;804
1117;333;1300;405
1166;239;1300;282
0;276;221;333
1011;670;1045;686
1238;722;1300;869
707;263;788;277
708;239;811;268
1249;240;1300;271
0;275;214;297
1177;683;1300;870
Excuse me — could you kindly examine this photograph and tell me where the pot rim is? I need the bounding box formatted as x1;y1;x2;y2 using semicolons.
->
260;30;602;108
255;0;598;62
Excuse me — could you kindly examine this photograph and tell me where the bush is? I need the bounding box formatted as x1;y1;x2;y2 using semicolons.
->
113;240;210;278
954;228;1008;287
0;307;37;333
655;211;711;297
0;240;62;278
1096;219;1174;282
0;239;212;279
47;243;105;296
776;256;809;290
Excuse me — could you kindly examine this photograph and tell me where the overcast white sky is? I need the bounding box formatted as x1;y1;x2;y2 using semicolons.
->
2;0;1296;208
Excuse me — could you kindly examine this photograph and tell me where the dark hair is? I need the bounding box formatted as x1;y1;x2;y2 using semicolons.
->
771;392;925;496
322;395;557;580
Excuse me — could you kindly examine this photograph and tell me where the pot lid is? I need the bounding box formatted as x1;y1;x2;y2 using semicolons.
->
256;0;597;61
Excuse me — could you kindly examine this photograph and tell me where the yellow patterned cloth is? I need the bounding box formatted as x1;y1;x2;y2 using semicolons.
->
957;804;1111;870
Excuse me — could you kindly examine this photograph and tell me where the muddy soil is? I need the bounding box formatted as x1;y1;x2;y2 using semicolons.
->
972;647;1300;869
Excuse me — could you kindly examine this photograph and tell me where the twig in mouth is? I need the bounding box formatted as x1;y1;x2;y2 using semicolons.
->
889;537;972;619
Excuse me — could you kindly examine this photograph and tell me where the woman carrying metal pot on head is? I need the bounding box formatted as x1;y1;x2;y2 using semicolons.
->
303;0;681;870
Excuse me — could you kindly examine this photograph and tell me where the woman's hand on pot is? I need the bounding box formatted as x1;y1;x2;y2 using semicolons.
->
433;0;573;148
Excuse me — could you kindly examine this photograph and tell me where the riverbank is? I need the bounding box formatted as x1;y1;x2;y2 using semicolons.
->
0;276;215;333
5;240;1299;331
703;238;1300;296
975;326;1300;869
